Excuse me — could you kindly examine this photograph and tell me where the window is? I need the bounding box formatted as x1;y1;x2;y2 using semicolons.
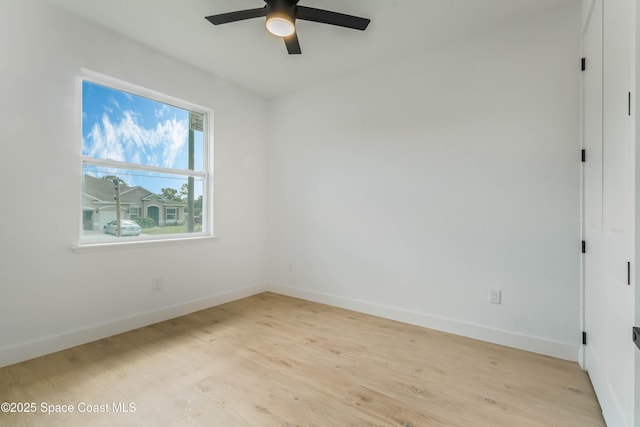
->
80;73;211;243
166;208;177;222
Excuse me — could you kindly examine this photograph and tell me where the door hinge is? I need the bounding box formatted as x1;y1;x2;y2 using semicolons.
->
581;57;586;71
633;327;640;350
629;92;632;116
628;262;631;285
582;240;586;253
581;149;586;162
582;331;587;345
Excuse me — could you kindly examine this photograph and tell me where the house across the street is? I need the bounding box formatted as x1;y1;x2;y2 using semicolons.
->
82;174;186;231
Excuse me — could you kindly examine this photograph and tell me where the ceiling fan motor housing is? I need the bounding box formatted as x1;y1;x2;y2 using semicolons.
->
266;0;297;22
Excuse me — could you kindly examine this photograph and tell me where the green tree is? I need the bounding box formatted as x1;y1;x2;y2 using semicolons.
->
194;195;203;217
180;183;202;217
180;183;189;200
160;187;183;202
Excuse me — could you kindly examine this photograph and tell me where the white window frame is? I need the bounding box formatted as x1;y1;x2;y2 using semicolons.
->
74;69;214;251
166;208;177;221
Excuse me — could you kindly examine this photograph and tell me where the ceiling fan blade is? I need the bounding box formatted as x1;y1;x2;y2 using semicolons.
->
205;7;266;25
284;32;301;55
296;6;370;31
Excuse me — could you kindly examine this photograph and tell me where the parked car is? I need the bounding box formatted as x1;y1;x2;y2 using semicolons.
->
103;220;142;236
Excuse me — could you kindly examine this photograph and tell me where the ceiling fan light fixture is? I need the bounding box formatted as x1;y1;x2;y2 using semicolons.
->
206;1;370;54
266;14;295;37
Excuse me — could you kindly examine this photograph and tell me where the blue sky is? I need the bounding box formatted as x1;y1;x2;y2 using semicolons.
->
82;81;204;195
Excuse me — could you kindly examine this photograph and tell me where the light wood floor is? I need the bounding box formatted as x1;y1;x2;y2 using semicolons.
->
1;292;604;426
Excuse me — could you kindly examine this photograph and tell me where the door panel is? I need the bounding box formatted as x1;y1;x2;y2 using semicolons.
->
583;0;636;426
602;0;635;424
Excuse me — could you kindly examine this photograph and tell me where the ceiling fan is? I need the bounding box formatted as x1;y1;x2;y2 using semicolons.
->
205;0;371;55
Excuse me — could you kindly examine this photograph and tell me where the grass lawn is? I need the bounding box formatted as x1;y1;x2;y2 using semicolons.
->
143;224;202;235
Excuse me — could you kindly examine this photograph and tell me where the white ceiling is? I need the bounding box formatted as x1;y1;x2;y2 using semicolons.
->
42;0;576;98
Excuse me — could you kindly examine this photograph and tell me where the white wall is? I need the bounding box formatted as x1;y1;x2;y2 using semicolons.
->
0;0;583;367
0;0;269;366
268;4;582;360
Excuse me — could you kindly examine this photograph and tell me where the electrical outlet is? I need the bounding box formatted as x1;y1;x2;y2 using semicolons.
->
151;278;164;292
489;289;502;304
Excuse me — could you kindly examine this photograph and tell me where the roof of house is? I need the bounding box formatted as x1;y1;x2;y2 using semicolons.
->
83;174;122;202
83;175;186;207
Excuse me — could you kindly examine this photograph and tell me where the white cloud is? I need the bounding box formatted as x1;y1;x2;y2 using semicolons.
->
155;105;170;119
110;97;122;111
85;116;124;162
157;118;187;168
84;111;187;169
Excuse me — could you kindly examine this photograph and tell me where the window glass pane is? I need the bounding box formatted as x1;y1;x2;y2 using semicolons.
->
82;166;204;239
82;80;204;171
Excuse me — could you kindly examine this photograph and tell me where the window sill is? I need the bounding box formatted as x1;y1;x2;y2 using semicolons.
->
71;234;218;253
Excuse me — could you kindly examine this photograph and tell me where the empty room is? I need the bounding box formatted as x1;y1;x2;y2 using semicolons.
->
0;0;637;425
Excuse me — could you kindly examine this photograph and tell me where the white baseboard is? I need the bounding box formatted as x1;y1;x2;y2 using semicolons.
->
0;283;269;368
0;282;579;368
268;284;580;362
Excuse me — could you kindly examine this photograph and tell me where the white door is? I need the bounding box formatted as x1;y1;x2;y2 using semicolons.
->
583;0;636;425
